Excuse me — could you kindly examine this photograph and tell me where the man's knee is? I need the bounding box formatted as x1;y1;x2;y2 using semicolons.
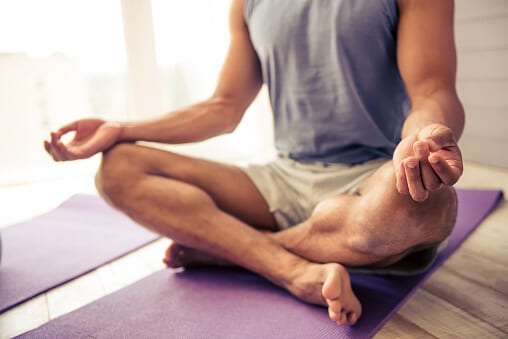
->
356;163;457;257
95;143;140;206
308;164;458;262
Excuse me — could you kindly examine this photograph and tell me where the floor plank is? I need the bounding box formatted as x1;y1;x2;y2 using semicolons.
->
374;314;436;339
457;203;508;267
443;249;508;295
398;289;506;338
423;267;508;332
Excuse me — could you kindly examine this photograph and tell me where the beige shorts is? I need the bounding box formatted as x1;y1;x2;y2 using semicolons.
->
242;155;445;276
242;155;386;229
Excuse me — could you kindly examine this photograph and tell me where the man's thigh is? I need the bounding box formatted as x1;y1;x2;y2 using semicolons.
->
99;143;278;231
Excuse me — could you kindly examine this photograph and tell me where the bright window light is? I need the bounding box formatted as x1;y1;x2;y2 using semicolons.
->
151;0;274;163
0;0;128;184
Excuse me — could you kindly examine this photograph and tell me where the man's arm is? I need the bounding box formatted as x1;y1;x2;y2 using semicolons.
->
394;0;465;201
120;0;262;143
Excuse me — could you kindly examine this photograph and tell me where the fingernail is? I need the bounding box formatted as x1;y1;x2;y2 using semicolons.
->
430;157;439;164
407;161;417;169
416;192;429;202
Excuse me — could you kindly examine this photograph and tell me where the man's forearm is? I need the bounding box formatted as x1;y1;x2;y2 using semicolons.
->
118;96;241;144
402;88;465;140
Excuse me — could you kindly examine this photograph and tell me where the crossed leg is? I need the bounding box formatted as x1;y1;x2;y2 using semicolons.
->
164;160;457;270
95;143;362;325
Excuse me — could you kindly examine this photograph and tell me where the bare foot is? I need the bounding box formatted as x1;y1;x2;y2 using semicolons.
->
322;264;362;325
289;263;362;326
163;242;232;268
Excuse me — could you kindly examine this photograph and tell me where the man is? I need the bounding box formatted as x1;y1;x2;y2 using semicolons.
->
44;0;464;326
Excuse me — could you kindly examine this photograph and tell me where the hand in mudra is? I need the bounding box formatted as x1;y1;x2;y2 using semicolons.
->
393;123;463;202
44;118;122;161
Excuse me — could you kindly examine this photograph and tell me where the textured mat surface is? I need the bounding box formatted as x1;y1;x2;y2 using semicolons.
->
16;189;504;338
0;194;158;312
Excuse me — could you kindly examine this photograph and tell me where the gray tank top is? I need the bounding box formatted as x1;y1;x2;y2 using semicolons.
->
244;0;410;164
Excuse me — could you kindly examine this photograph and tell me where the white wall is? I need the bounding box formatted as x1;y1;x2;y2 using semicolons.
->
455;0;508;168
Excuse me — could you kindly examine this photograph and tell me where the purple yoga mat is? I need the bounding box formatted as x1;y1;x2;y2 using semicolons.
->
16;189;504;338
0;194;158;313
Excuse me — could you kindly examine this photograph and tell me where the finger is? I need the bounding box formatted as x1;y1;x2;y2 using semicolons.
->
55;140;73;161
50;132;60;145
53;132;77;160
429;155;462;186
396;161;409;194
57;121;78;135
51;143;67;161
43;140;51;154
44;140;60;161
425;125;456;151
49;144;64;161
50;133;68;161
404;157;429;202
414;141;442;191
47;134;61;160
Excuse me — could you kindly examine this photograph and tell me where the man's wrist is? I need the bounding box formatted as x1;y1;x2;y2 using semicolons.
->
115;121;132;142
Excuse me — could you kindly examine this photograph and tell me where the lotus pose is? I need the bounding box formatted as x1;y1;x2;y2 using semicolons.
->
45;0;464;326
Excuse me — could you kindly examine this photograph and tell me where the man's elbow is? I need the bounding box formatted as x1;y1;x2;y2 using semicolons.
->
208;95;246;134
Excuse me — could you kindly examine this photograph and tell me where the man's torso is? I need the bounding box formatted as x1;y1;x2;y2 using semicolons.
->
244;0;410;164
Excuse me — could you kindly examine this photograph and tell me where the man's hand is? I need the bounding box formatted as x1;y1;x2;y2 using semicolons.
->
44;118;122;161
393;123;463;202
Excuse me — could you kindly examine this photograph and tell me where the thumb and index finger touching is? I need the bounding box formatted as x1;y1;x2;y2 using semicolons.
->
44;120;91;160
395;124;463;201
420;124;458;152
418;126;463;186
55;121;79;137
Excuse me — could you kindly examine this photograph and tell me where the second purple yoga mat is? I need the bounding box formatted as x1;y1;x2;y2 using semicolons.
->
0;194;159;312
16;189;503;338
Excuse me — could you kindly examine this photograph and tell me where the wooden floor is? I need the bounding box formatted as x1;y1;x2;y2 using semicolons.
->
0;161;507;338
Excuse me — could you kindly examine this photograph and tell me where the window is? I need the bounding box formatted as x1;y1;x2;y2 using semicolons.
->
0;0;128;183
